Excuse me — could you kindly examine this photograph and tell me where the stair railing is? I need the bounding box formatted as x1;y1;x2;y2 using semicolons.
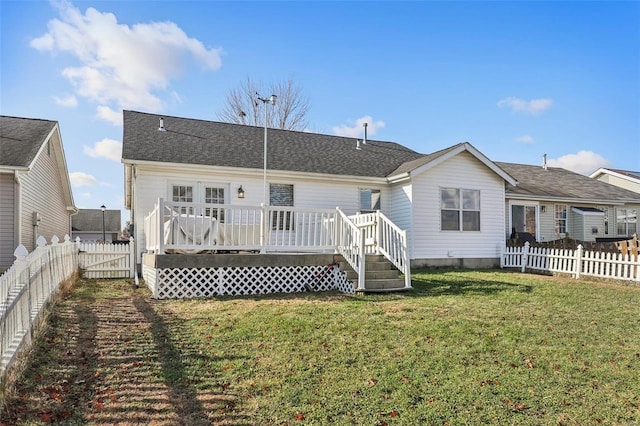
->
375;211;411;289
335;208;366;291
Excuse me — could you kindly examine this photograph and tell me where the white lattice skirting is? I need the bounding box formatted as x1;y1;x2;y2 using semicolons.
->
143;264;354;299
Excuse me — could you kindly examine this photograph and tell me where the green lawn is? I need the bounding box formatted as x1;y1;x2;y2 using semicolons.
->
1;270;639;425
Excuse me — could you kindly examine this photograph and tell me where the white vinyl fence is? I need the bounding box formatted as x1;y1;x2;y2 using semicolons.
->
501;242;639;282
77;239;135;279
0;235;77;378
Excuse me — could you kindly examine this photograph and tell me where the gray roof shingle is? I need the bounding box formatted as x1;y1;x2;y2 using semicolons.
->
497;162;640;203
72;209;121;233
0;115;57;168
122;110;427;178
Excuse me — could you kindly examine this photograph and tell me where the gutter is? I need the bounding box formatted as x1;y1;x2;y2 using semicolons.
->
506;193;634;206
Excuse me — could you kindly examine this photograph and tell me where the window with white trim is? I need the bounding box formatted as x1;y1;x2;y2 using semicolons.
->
270;183;294;230
596;206;609;235
555;204;567;234
204;186;225;220
359;189;381;213
617;208;637;237
440;188;480;231
172;185;193;214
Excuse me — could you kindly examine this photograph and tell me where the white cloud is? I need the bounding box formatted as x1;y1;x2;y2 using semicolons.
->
547;150;612;175
96;106;123;125
31;1;222;122
332;116;385;138
83;138;122;162
515;135;534;143
53;94;78;107
498;97;553;115
69;171;99;187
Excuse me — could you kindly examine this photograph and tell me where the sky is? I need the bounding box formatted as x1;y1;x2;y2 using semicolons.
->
1;0;639;227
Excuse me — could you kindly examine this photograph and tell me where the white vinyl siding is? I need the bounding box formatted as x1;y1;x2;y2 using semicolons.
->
389;182;413;257
595;174;640;194
129;166;389;262
18;133;72;252
410;151;505;260
0;173;16;266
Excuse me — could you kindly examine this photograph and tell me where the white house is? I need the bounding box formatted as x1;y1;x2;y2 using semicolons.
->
0;116;77;267
122;110;517;271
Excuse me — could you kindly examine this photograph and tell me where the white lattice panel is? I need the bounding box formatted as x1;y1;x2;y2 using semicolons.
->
142;264;157;296
150;264;354;299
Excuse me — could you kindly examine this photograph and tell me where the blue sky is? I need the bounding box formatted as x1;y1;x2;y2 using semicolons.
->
2;0;639;225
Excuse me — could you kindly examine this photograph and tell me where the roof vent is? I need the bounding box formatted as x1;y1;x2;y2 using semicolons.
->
356;138;362;150
363;122;368;145
158;117;166;132
542;153;547;170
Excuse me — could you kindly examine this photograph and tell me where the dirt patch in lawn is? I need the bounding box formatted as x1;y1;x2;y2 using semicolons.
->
0;278;246;426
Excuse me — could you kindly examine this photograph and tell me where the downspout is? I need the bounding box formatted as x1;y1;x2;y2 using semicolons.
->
14;171;22;251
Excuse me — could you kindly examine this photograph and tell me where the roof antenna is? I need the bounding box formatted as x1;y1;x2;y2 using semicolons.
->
363;122;368;145
158;117;166;132
542;153;547;170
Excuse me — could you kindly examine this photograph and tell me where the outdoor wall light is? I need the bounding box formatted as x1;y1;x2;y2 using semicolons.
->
237;185;245;199
541;205;546;213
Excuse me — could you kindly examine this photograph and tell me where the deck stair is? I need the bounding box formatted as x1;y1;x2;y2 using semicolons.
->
338;254;408;292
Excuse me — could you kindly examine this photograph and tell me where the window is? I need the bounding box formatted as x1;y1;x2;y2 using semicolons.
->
204;187;225;220
597;206;609;235
359;189;381;213
172;185;193;214
270;183;294;230
555;204;567;234
617;208;637;236
440;188;480;231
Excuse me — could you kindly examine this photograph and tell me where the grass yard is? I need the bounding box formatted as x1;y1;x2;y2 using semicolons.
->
1;270;638;425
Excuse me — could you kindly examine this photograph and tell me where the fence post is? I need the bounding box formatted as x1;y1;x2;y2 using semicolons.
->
129;237;136;279
575;244;583;279
499;244;505;269
521;242;530;273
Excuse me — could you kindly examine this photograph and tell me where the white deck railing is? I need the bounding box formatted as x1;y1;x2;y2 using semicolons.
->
501;242;639;282
143;199;412;290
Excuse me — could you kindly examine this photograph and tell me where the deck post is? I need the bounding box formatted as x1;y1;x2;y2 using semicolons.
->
402;230;411;289
260;203;267;254
157;198;165;255
357;230;366;291
375;211;382;255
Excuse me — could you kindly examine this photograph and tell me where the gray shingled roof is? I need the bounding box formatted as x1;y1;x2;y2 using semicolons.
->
0;115;57;168
122;110;427;178
497;162;640;202
388;143;465;176
71;209;121;233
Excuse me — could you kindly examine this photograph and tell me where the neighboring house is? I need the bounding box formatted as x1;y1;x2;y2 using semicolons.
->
71;208;122;243
498;162;640;243
0;115;77;267
122;110;517;268
590;168;640;194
